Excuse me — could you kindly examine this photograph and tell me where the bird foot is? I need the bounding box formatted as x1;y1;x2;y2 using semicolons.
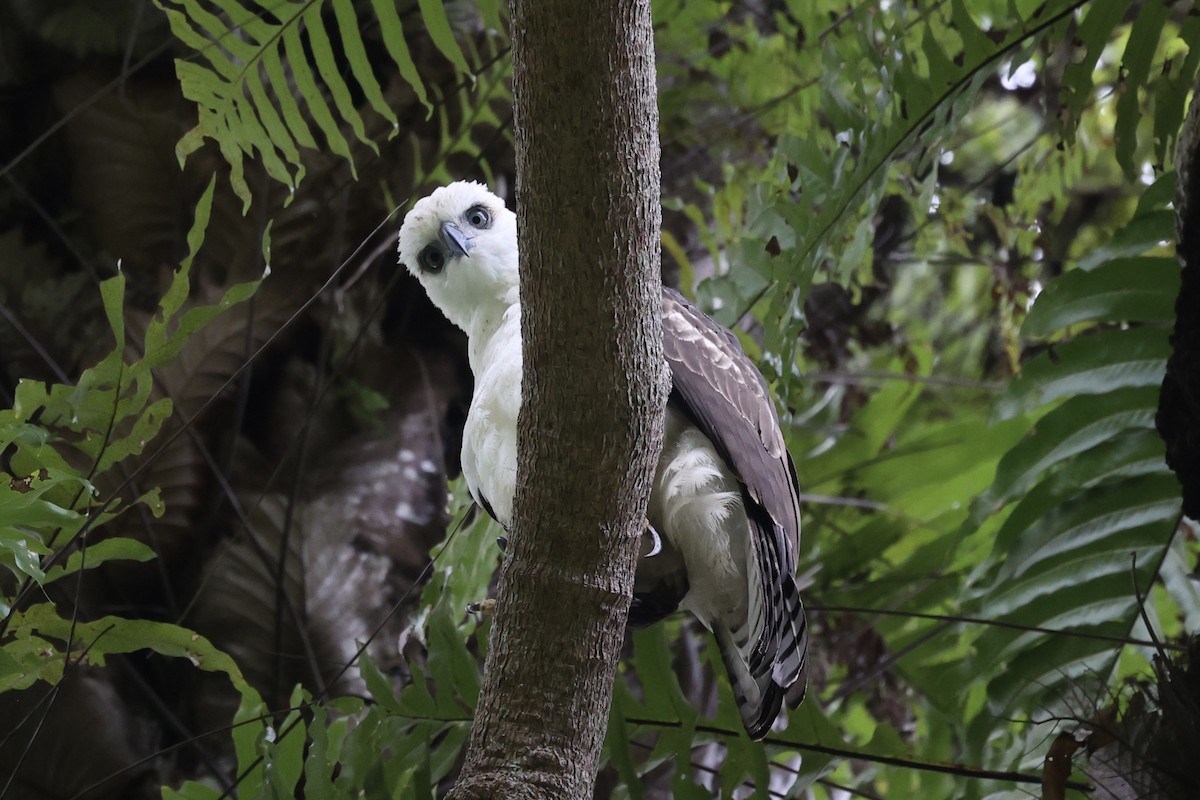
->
467;597;497;618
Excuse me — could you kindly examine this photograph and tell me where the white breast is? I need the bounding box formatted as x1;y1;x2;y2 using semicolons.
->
460;311;753;641
461;307;522;527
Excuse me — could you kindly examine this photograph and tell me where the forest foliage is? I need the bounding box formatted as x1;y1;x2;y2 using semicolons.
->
1;0;1198;798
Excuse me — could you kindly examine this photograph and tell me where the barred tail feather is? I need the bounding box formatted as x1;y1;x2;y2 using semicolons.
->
773;573;809;703
716;572;808;739
714;624;783;740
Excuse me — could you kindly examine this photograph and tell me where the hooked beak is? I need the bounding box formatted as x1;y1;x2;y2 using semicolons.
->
440;221;473;258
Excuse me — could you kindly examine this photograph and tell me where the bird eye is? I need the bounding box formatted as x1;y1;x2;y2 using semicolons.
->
419;245;445;273
465;206;490;229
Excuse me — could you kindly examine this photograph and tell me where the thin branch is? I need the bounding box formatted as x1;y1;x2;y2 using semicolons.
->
623;716;1093;792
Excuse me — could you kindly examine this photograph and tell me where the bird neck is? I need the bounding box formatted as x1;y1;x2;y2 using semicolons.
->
463;297;522;379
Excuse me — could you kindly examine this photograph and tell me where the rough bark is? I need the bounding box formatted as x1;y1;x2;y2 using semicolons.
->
445;2;664;799
1157;67;1200;517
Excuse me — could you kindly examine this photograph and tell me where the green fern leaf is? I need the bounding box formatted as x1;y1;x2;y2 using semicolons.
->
1115;0;1170;177
417;0;472;76
960;181;1181;733
993;326;1170;421
1023;257;1179;336
154;0;446;209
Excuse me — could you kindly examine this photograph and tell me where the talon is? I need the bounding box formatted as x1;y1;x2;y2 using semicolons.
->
641;523;663;558
467;597;497;617
496;536;508;552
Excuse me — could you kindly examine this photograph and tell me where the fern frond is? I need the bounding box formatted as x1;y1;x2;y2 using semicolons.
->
961;179;1180;721
154;0;476;210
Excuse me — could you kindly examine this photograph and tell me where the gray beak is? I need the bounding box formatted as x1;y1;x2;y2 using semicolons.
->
440;221;473;258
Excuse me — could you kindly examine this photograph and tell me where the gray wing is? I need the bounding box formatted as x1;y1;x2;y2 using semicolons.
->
660;287;800;569
661;287;807;736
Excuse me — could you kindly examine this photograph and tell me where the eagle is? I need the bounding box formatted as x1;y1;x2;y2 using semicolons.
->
398;181;808;739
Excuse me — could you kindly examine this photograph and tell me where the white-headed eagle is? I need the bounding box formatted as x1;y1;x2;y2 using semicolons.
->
398;181;808;738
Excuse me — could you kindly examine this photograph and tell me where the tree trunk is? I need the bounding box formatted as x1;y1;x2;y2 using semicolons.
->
445;2;664;799
1157;65;1200;516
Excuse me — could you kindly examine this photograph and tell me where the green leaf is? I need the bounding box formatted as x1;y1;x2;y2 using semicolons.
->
0;530;49;583
604;696;644;800
1114;0;1169;177
417;0;473;76
0;634;64;691
359;646;401;713
996;473;1180;581
42;536;157;584
304;701;336;800
9;604;255;686
1060;0;1128;127
993;327;1170;421
987;387;1160;504
265;686;307;800
370;0;431;112
1022;257;1180;337
303;3;374;154
154;0;475;203
331;0;397;129
162;782;222;800
231;689;268;798
1077;209;1174;270
426;601;480;711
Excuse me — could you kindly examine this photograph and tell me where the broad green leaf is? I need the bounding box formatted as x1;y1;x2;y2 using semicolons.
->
0;527;50;582
993;327;1170;421
9;604;250;682
1077;209;1175;271
985;550;1151;619
0;634;64;691
997;474;1180;581
304;701;336;800
1022;257;1180;337
987;387;1160;503
359;646;402;713
265;685;307;800
231;688;269;798
42;536;156;584
0;469;87;528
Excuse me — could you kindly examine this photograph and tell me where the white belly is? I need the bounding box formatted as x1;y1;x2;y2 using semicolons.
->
649;407;750;628
461;313;522;527
459;319;751;634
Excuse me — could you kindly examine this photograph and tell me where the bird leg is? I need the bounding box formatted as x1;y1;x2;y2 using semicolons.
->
467;597;497;618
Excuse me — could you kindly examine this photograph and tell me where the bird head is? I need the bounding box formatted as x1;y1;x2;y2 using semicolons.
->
398;181;519;332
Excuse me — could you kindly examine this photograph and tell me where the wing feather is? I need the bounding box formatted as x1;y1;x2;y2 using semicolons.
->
661;288;801;570
661;287;808;735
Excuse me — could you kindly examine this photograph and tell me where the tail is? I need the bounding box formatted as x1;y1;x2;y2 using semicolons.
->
715;573;809;740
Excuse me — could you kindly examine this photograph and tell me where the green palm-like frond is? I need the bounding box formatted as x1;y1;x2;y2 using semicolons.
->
154;0;475;210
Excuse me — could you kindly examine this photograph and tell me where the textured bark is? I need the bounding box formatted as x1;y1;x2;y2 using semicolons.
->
445;2;664;799
1157;67;1200;518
